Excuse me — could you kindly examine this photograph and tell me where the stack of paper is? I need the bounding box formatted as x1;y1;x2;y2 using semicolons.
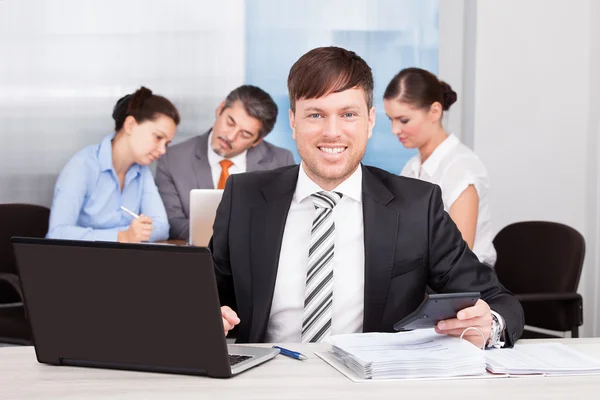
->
326;329;486;379
486;343;600;376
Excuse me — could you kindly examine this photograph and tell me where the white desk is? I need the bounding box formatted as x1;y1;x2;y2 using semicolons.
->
1;339;600;400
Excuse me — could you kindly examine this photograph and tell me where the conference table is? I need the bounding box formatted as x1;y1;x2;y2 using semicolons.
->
1;338;599;399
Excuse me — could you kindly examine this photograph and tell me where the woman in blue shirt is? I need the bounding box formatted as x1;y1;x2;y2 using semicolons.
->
47;87;179;243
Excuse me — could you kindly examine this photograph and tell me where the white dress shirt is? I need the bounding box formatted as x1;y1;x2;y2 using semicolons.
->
400;134;497;266
265;163;365;343
206;131;248;188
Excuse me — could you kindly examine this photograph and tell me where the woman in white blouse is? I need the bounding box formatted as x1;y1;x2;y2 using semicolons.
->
383;68;496;266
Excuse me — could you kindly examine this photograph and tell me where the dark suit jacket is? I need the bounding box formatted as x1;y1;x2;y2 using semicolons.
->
210;164;524;345
155;131;295;240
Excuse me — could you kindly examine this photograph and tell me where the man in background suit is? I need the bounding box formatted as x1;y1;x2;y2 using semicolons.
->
155;85;295;240
211;47;524;347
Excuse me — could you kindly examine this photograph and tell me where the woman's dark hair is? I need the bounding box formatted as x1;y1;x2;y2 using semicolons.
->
383;67;457;111
112;87;180;131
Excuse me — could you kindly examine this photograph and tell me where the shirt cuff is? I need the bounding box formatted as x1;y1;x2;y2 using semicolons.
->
487;310;506;349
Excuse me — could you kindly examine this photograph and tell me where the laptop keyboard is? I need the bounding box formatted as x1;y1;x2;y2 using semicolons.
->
229;354;251;366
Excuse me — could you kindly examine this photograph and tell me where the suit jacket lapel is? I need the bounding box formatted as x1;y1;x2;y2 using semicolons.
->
249;166;299;342
361;165;399;331
193;131;215;189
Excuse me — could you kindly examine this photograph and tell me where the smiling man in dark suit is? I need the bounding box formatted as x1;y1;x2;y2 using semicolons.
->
211;47;524;348
155;85;295;240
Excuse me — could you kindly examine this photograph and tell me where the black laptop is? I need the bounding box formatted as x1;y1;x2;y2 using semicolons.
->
11;237;278;378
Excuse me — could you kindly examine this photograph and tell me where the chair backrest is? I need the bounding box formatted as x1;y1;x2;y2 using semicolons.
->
0;203;50;275
493;221;585;294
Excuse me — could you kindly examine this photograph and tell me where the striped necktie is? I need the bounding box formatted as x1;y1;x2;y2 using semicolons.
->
301;191;342;343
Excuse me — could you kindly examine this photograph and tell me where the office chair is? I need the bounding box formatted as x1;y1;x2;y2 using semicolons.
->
0;203;50;344
493;221;585;338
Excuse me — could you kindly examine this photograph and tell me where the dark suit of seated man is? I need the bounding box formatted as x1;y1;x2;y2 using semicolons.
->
210;47;524;348
155;85;295;240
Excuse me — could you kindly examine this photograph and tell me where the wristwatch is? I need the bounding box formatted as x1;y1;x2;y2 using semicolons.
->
487;311;506;349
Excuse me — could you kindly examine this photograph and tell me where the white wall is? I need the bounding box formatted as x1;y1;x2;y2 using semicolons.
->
586;0;600;337
438;0;465;137
445;0;600;336
0;0;245;206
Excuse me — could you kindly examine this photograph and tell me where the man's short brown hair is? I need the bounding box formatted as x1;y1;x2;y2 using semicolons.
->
287;46;374;113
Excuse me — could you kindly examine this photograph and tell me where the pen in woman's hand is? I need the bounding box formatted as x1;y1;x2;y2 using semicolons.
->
120;206;140;219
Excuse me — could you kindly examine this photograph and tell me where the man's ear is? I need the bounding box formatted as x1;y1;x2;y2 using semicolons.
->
251;136;264;147
367;106;376;139
215;100;226;118
289;109;296;140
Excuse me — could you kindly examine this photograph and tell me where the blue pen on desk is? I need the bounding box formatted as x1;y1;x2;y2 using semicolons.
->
273;346;307;360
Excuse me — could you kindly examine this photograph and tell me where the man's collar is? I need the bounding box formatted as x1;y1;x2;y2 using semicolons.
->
295;163;363;204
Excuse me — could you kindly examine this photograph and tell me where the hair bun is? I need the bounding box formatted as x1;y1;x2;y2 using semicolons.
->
127;86;153;113
112;94;132;121
439;81;457;110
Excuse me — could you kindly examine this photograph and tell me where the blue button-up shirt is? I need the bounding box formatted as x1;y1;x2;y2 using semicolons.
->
47;134;170;242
